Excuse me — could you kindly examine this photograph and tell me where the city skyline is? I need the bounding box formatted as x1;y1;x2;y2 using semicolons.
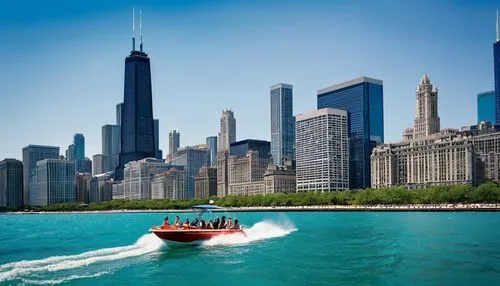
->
1;1;499;160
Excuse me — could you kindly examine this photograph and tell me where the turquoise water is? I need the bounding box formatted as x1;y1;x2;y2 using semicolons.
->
0;212;499;285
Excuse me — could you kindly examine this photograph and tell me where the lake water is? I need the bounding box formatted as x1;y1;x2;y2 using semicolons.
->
0;212;499;285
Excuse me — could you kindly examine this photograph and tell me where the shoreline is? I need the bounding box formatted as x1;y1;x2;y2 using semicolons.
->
4;203;500;214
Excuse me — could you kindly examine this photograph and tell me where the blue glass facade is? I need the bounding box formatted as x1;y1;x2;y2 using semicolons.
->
116;50;156;180
102;124;121;173
206;136;218;167
317;77;384;189
477;91;495;123
230;139;271;158
170;147;208;199
270;84;295;166
73;134;85;160
495;41;500;124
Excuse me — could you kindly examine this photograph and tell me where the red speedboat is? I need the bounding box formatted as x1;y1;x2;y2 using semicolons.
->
150;205;245;244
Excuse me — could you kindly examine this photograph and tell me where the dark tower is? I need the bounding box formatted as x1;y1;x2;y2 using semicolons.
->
495;10;500;124
116;9;155;180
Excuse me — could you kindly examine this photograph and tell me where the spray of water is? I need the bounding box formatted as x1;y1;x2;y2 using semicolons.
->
0;234;165;284
202;219;297;246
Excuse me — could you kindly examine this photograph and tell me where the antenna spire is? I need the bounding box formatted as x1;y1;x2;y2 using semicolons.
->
140;10;143;52
132;8;136;51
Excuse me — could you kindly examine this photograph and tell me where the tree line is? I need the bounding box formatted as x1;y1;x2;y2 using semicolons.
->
2;182;500;212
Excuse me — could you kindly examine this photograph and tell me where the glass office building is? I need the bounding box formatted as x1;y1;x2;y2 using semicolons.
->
0;159;23;208
206;136;218;167
73;133;85;160
478;91;495;123
170;147;208;199
35;159;76;206
102;124;121;172
116;48;156;180
230;139;271;158
22;145;60;205
270;83;295;166
317;77;384;189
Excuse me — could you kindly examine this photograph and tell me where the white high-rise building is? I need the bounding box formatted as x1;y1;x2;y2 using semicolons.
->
295;108;349;192
218;109;236;152
122;158;170;200
35;159;76;206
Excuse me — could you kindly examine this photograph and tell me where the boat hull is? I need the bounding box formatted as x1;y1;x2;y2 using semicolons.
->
150;226;245;243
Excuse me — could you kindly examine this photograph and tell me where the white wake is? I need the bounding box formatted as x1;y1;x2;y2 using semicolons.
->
202;220;297;246
0;233;165;284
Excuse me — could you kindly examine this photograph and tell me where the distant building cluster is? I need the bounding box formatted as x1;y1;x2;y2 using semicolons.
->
2;12;500;208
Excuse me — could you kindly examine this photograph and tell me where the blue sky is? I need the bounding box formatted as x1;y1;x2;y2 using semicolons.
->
0;0;498;160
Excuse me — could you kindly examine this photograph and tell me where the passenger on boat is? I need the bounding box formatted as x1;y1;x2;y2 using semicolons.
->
231;219;240;229
200;220;206;228
183;218;190;227
213;217;220;229
227;218;233;229
190;218;199;227
220;216;227;229
163;216;170;226
207;220;214;229
174;216;180;226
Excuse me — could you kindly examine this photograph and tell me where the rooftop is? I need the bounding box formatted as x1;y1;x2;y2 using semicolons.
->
317;76;383;95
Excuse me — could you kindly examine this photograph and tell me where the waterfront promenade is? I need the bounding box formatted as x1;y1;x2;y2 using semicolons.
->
6;203;500;214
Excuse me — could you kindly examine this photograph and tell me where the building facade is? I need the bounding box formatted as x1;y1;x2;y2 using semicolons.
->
206;136;218;167
270;83;295;166
194;166;217;198
371;131;477;188
151;167;186;200
92;154;108;175
494;11;500;124
263;163;296;194
122;158;170;200
76;172;92;203
168;130;180;157
477;91;495;124
116;102;123;125
317;76;383;189
89;172;113;203
0;159;23;208
217;150;230;197
227;150;271;196
154;119;162;160
230;139;271;158
170;146;208;199
74;133;85;160
296;108;349;192
218;109;236;152
35;159;76;206
402;74;440;140
116;36;156;180
22;145;60;205
75;158;92;174
65;144;75;161
102;124;121;173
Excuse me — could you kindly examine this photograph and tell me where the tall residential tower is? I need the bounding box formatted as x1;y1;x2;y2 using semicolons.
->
116;9;156;180
270;83;295;166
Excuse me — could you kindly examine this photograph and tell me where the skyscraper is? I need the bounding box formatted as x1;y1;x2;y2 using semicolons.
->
73;133;85;160
154;119;162;160
170;146;208;199
168;130;180;156
317;76;383;190
102;124;121;172
116;9;156;180
22;145;60;205
218;109;236;152
296;108;349;192
35;159;76;206
402;74;440;140
270;83;295;166
477;91;495;123
92;154;108;175
65;144;75;161
0;159;23;208
494;10;500;124
76;158;92;174
206;136;218;167
116;102;123;125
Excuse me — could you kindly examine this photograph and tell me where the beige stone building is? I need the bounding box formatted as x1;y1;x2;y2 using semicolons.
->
151;167;186;200
194;166;218;198
227;150;270;196
264;163;296;193
372;74;480;188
